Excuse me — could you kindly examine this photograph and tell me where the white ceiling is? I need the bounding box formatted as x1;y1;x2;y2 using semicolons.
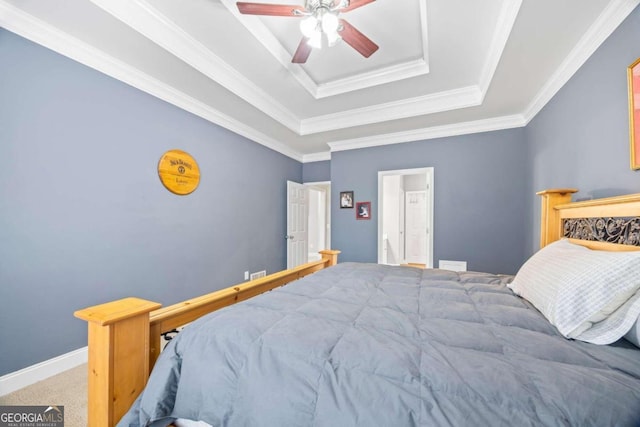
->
1;0;638;162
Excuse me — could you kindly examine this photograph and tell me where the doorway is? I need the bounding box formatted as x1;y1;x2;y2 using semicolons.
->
286;181;331;268
377;168;433;267
306;182;331;261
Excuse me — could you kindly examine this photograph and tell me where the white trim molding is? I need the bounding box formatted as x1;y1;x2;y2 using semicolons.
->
0;347;88;397
523;0;640;123
328;114;527;152
301;86;483;135
220;0;431;99
0;1;305;163
2;0;637;161
314;59;429;99
302;151;332;163
478;0;522;94
89;0;302;134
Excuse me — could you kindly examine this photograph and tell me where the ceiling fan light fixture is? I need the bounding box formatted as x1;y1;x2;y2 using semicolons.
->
326;30;341;46
235;0;378;63
307;30;323;49
321;11;339;33
300;6;340;50
299;15;318;38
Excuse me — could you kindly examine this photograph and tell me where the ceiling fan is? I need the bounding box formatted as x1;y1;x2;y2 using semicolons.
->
236;0;379;64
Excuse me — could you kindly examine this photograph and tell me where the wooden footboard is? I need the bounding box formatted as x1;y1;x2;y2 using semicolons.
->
75;250;340;427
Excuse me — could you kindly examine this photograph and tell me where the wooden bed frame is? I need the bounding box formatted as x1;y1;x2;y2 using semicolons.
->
75;189;640;426
74;249;340;426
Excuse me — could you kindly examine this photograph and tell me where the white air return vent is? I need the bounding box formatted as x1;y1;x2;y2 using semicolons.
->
250;270;267;280
438;260;467;272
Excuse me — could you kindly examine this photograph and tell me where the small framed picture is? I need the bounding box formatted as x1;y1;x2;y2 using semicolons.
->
340;191;354;208
356;201;371;220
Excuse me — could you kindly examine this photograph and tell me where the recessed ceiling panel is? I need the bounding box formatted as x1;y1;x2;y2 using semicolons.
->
1;0;631;159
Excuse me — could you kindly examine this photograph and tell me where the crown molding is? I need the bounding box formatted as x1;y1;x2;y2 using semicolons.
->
217;0;321;99
0;1;305;162
2;0;515;140
4;0;633;163
522;0;640;123
323;0;638;155
302;151;332;163
301;85;483;135
312;0;430;99
90;0;302;134
305;0;520;134
289;0;523;134
328;114;527;152
222;0;431;100
478;0;522;93
314;59;430;99
80;0;496;135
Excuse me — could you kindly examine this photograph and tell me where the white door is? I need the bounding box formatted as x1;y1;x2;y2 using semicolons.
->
404;191;427;264
287;181;308;269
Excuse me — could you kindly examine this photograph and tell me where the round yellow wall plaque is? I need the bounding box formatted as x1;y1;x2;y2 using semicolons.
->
158;149;200;195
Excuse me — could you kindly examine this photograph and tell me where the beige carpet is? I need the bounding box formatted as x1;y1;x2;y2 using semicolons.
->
0;364;87;427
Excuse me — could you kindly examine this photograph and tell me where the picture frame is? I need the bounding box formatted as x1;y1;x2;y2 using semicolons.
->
628;57;640;170
356;201;371;220
340;191;354;208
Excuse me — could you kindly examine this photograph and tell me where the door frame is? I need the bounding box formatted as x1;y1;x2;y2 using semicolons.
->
377;168;434;267
304;181;331;260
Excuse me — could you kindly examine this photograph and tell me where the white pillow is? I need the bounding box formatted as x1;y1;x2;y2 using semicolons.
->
624;316;640;347
508;239;640;344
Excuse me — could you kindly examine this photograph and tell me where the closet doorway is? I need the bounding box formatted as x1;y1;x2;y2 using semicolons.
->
286;181;331;268
377;168;434;267
306;182;331;262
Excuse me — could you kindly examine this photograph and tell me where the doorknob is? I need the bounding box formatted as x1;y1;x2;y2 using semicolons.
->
285;235;294;240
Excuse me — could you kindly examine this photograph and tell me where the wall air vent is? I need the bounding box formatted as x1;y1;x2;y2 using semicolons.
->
250;270;267;280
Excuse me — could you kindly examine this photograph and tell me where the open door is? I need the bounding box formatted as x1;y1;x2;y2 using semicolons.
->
286;180;308;269
378;168;434;267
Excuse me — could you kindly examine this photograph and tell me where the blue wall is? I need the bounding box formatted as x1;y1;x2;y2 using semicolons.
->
0;30;301;375
302;160;330;183
525;6;640;255
2;3;640;376
331;129;528;275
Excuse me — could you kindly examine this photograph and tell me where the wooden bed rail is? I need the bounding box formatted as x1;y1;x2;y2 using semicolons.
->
75;249;340;427
147;250;340;369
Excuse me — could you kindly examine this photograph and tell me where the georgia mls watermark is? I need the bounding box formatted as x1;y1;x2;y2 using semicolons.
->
0;406;64;427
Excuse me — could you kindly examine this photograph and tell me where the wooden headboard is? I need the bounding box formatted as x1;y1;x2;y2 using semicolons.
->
538;188;640;251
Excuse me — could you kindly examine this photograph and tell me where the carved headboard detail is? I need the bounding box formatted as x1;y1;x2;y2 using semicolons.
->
563;217;640;246
538;189;640;252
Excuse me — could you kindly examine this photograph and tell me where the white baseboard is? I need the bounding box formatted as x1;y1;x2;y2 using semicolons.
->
0;347;88;396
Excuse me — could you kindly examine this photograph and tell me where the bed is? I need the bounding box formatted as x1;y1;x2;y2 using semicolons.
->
75;189;640;426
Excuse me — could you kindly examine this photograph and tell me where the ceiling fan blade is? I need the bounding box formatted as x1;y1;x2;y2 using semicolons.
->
339;0;375;13
338;19;379;58
236;2;305;16
292;38;312;63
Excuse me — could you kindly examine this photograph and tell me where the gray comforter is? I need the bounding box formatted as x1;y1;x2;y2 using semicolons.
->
119;263;640;426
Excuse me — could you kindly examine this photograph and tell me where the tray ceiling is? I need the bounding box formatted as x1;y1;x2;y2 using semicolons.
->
1;0;638;161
